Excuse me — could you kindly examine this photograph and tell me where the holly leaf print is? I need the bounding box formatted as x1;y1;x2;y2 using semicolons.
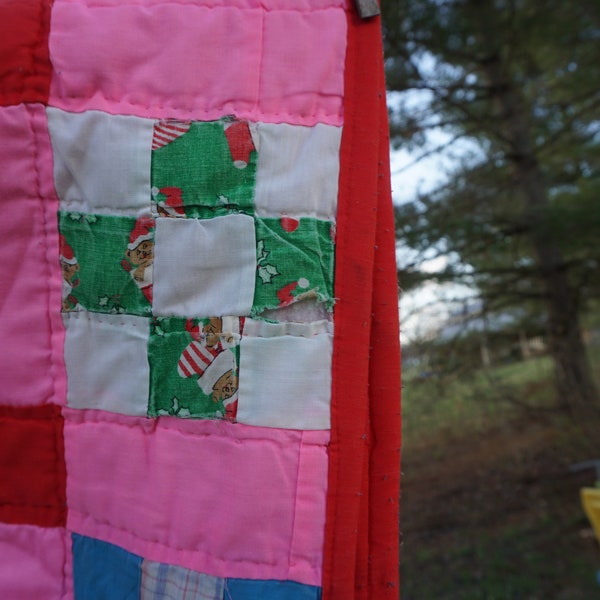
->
258;263;280;284
256;239;269;265
152;317;167;337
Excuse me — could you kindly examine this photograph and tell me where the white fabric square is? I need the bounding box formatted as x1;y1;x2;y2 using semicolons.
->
253;122;342;220
47;107;154;216
237;320;332;430
153;215;256;317
63;311;150;415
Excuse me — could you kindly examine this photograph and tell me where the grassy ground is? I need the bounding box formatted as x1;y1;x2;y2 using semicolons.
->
401;344;600;599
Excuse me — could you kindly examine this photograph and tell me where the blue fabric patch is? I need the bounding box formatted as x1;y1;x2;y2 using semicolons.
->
72;533;142;600
225;578;322;600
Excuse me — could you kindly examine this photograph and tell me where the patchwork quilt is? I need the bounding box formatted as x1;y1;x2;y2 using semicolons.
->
0;1;401;598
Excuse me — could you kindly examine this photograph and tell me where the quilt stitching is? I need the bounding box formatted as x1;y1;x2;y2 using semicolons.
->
70;512;291;567
63;407;329;446
49;103;342;125
70;532;322;600
28;104;61;406
55;1;346;11
287;430;304;576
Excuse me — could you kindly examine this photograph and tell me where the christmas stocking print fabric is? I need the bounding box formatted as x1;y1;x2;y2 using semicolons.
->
0;1;401;599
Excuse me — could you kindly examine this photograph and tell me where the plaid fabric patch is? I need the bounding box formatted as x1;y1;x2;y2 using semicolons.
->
141;560;225;600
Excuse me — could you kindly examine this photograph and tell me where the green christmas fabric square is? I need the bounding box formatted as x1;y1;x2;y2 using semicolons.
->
148;316;240;420
151;119;257;220
252;217;335;314
59;212;154;316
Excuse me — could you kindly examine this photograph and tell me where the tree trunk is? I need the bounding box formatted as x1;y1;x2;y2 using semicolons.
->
513;139;599;415
481;51;600;414
512;126;599;415
546;294;599;413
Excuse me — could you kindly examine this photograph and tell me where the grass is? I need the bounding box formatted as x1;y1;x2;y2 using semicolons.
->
400;342;600;599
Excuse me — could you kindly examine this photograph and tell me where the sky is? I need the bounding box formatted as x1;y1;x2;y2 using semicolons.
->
388;97;477;345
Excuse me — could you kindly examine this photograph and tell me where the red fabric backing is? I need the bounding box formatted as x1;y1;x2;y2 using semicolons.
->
0;0;54;106
323;8;401;600
0;404;67;527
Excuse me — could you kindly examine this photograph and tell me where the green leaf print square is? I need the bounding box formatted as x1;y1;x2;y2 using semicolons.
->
59;213;153;316
148;317;240;420
252;217;335;315
151;119;257;220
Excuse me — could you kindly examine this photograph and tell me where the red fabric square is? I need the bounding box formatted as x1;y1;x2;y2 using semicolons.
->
0;405;66;527
0;0;54;106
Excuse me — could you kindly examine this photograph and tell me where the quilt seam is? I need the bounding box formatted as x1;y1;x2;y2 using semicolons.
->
27;103;60;408
54;2;348;13
68;511;315;570
64;412;329;447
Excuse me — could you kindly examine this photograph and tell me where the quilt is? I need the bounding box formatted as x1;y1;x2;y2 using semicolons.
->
0;1;401;598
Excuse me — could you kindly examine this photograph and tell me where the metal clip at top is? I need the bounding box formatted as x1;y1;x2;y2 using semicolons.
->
353;0;380;19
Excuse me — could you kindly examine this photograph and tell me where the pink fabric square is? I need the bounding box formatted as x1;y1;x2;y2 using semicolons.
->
0;523;71;600
291;433;331;584
0;105;65;406
49;3;260;121
48;2;346;125
64;409;329;586
260;9;346;124
0;105;40;199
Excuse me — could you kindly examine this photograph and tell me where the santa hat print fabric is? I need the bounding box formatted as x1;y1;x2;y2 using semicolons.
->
277;278;310;307
197;350;237;397
177;341;221;379
127;217;155;250
152;186;186;218
59;234;77;265
0;2;400;599
152;119;191;150
223;120;256;169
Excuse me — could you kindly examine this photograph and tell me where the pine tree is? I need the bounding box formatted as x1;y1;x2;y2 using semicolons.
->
383;0;600;412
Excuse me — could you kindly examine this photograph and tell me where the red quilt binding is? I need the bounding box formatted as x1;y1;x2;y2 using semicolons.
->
323;6;401;599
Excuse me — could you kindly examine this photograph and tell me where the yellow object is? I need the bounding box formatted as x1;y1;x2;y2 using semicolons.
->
581;488;600;544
